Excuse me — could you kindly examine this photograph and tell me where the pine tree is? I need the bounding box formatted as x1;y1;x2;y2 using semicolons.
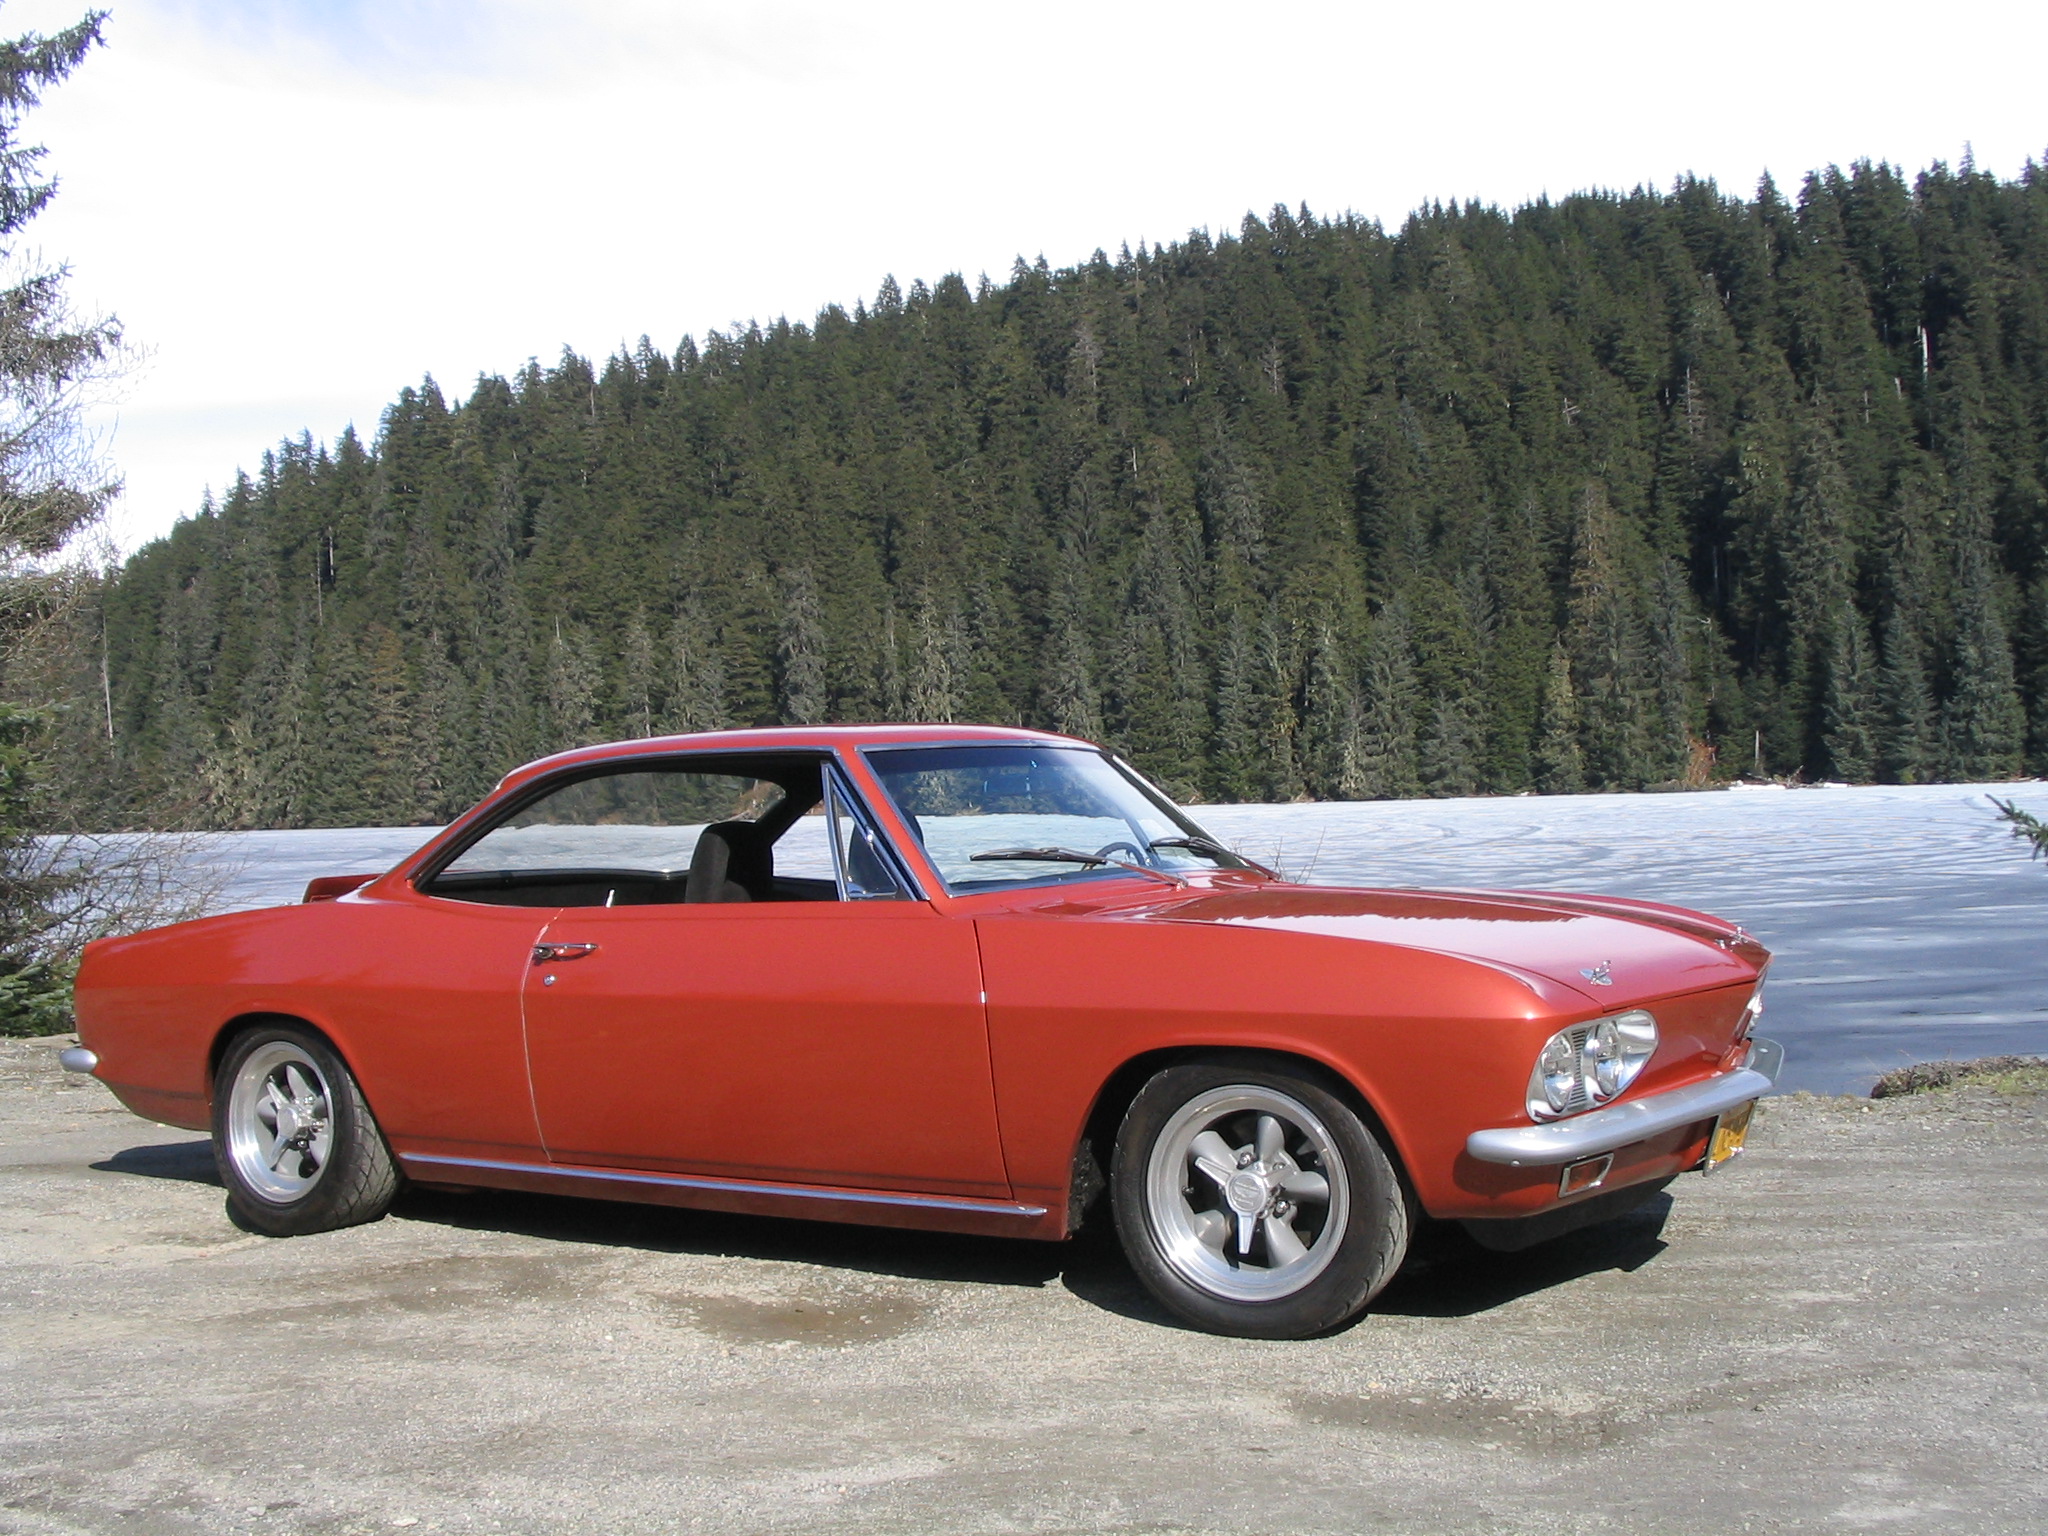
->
2028;574;2048;776
1042;557;1103;740
1210;608;1261;801
665;597;728;734
1648;560;1703;784
1299;619;1361;798
876;602;907;720
311;628;369;826
1420;694;1482;797
1253;606;1302;799
1875;486;1941;783
264;628;315;826
1351;605;1422;799
618;608;656;738
198;716;265;830
1535;643;1586;793
1941;501;2025;780
543;622;601;753
0;11;118;561
1564;484;1656;787
411;629;465;818
776;567;827;725
359;623;415;822
908;593;960;725
1820;607;1878;782
1782;419;1861;776
468;470;536;784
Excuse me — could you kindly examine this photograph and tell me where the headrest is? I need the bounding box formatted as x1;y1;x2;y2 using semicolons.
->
685;820;772;903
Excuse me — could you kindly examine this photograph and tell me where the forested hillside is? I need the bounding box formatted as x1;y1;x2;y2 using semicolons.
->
63;157;2048;826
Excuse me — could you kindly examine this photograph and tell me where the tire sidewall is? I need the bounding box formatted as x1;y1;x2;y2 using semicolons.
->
212;1022;390;1237
1111;1058;1409;1339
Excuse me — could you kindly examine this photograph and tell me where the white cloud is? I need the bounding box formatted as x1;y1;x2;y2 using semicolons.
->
7;0;2045;551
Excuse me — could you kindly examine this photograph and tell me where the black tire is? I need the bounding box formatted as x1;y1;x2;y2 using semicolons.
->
212;1022;400;1237
1111;1058;1410;1338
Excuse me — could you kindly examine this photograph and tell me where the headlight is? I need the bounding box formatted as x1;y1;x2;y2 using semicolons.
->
1526;1010;1659;1120
1535;1032;1578;1114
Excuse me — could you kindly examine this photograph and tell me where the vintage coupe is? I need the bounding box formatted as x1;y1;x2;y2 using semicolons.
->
69;726;1781;1338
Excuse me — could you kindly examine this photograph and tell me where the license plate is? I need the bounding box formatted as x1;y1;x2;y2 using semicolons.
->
1705;1100;1755;1172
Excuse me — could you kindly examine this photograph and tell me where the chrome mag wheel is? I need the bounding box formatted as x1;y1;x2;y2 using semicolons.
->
1144;1084;1352;1303
213;1024;401;1237
224;1040;337;1203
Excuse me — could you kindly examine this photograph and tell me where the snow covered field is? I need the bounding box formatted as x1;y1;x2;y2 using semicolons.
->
168;781;2048;1095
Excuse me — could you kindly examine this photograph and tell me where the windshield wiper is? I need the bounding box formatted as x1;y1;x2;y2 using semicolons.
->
970;847;1186;888
1149;835;1281;880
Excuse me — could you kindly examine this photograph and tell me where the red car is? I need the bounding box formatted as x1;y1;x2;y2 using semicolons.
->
68;726;1780;1338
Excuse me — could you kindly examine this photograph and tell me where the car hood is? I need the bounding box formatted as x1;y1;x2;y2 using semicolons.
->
1141;882;1764;1003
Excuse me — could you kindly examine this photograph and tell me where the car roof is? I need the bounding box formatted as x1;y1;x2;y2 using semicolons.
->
495;723;1096;794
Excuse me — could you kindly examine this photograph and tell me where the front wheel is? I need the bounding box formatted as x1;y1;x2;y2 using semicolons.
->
1111;1061;1410;1338
213;1023;400;1237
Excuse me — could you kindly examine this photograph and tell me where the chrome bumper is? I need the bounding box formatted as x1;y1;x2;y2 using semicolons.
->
58;1046;98;1074
1466;1036;1784;1168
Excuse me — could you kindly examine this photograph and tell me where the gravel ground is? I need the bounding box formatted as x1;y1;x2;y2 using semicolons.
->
3;1036;2044;1535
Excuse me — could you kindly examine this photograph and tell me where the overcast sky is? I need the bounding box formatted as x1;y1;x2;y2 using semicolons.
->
12;0;2047;554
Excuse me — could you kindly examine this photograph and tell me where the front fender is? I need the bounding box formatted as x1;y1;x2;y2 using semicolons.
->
974;911;1576;1219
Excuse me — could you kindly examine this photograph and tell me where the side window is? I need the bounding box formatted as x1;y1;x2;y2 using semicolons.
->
427;766;803;907
826;776;908;900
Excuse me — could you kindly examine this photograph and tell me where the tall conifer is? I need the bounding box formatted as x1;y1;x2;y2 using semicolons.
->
1534;644;1586;793
64;155;2048;822
1941;500;2025;780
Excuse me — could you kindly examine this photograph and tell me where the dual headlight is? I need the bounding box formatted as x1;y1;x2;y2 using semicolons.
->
1527;1010;1659;1120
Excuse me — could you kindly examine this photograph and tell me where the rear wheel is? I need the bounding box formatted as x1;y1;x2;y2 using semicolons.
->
213;1023;399;1236
1111;1060;1409;1338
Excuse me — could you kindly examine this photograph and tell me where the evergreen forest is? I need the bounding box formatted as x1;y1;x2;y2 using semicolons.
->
61;157;2048;827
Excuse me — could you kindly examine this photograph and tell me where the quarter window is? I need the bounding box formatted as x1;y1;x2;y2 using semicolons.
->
826;776;908;899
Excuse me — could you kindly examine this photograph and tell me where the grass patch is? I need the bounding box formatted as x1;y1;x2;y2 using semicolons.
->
1870;1056;2048;1099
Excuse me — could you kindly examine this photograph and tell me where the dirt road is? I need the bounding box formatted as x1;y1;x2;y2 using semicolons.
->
3;1036;2043;1534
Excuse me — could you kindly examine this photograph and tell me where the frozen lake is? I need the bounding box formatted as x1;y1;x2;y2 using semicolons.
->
164;781;2048;1095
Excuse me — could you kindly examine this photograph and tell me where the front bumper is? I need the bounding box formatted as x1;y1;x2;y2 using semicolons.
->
1465;1036;1784;1168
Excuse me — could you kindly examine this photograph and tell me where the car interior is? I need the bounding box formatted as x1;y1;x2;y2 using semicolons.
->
419;754;898;908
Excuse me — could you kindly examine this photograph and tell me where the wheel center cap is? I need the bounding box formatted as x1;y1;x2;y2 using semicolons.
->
277;1099;320;1140
1224;1170;1270;1214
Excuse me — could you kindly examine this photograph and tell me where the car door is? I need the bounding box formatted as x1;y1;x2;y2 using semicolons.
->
516;759;1011;1199
314;894;557;1165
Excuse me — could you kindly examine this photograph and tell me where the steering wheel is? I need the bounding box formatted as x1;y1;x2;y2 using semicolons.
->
1092;840;1148;864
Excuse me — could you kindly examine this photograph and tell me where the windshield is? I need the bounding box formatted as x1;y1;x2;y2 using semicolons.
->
864;744;1241;891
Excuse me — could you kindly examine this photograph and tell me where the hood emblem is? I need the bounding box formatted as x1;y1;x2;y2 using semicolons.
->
1580;961;1613;987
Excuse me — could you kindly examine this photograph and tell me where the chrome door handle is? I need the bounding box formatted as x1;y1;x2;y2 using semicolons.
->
532;943;599;964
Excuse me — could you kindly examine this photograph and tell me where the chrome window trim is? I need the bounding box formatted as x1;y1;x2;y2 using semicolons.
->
824;776;855;902
854;737;1089;756
821;761;922;901
1102;752;1251;870
414;750;811;890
